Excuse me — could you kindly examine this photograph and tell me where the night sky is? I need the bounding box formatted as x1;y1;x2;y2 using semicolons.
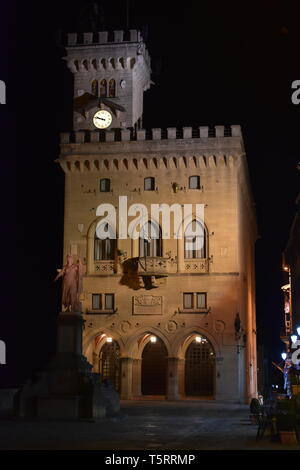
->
1;0;299;388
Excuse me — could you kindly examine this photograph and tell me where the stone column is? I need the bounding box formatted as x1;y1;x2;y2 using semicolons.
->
178;358;186;397
132;358;142;397
167;357;180;400
120;357;133;399
177;237;185;273
87;231;94;275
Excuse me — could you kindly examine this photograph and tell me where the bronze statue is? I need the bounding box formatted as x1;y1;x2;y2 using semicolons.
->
55;255;84;312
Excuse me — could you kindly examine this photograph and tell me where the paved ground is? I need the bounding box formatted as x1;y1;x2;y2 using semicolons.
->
0;400;299;450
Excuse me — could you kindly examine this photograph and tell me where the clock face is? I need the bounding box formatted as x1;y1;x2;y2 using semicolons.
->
93;110;113;129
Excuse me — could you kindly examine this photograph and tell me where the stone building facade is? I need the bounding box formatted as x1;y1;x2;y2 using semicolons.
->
57;30;257;403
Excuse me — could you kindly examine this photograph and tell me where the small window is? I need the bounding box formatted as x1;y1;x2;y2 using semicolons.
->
100;79;107;97
189;175;200;189
105;294;114;310
92;294;102;310
197;293;207;309
183;293;194;309
108;79;116;98
144;177;155;191
100;178;110;192
91;79;98;96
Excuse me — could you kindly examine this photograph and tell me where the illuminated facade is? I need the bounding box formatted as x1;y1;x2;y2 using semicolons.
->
57;29;257;403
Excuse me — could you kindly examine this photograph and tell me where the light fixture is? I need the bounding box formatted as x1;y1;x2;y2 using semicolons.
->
150;335;157;343
195;336;201;343
281;352;287;360
297;327;300;336
283;266;289;272
106;337;113;343
291;335;297;344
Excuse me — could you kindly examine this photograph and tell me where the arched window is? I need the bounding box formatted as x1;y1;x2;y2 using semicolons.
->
91;79;98;96
100;178;110;192
189;175;200;189
100;79;107;97
139;221;162;257
94;223;116;260
108;79;116;97
144;177;155;191
184;220;206;259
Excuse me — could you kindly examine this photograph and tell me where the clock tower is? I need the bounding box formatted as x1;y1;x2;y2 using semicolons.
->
65;30;152;131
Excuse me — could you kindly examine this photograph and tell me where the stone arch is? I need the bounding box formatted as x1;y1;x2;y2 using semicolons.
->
170;328;218;398
83;328;126;361
170;327;220;359
125;327;171;359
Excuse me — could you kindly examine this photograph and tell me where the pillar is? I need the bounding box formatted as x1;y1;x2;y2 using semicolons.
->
120;357;133;399
132;358;142;397
166;357;180;400
178;358;186;397
87;230;94;275
177;237;185;273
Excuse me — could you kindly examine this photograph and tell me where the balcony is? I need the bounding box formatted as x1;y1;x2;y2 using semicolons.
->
134;257;168;276
123;256;168;289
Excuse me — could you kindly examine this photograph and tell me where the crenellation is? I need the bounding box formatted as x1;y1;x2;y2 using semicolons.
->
98;31;108;44
199;126;209;138
231;125;241;137
67;29;143;46
114;30;124;42
83;32;93;44
215;126;225;137
183;127;192;139
60;126;240;145
152;128;161;140
167;128;177;139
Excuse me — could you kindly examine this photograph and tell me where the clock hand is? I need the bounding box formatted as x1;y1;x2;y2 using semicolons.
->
95;117;106;120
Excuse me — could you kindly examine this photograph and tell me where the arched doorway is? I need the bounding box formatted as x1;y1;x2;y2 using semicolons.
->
99;340;121;392
185;336;215;396
141;337;167;395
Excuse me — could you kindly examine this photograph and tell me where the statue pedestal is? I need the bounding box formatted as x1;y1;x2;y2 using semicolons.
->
17;312;120;420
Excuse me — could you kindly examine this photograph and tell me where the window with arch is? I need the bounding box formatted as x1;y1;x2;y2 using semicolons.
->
94;223;116;261
100;79;107;97
139;220;162;257
91;79;98;96
184;220;206;259
189;175;200;189
100;178;110;192
108;79;116;97
144;177;155;191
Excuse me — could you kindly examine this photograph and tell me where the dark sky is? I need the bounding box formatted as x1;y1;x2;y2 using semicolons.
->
1;0;299;387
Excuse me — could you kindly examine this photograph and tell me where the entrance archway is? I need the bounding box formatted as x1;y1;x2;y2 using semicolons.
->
99;340;121;392
185;336;215;396
141;337;167;395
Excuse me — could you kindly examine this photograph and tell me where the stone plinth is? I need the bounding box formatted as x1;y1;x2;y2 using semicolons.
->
16;312;120;420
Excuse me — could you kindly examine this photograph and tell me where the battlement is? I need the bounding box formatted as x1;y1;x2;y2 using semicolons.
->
60;125;242;145
67;30;143;47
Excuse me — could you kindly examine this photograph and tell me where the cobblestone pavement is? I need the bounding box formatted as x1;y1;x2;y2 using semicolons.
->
0;400;299;450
